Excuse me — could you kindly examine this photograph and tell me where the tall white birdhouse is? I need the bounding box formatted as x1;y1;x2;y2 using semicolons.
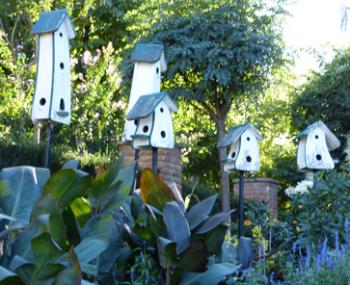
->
31;8;75;125
217;123;263;172
126;92;177;149
123;43;167;141
296;120;340;170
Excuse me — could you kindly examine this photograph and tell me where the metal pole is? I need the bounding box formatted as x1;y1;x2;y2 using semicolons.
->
238;170;244;238
152;147;158;173
44;122;53;168
130;149;140;195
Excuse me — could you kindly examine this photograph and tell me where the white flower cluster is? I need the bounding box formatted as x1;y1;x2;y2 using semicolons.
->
285;180;313;197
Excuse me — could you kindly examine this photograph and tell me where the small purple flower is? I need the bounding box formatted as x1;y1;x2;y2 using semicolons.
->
292;241;297;255
269;272;276;284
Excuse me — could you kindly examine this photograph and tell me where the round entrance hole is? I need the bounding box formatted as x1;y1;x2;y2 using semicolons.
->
316;154;322;161
39;98;46;106
143;125;149;133
160;107;164;113
247;137;250;141
60;99;65;110
246;156;252;163
161;131;166;138
60;62;64;69
231;152;236;158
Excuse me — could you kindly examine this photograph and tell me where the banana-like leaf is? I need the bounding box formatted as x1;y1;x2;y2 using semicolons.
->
195;210;235;234
163;201;190;254
180;263;240;285
0;166;50;225
157;237;176;269
221;241;237;264
54;248;81;285
31;169;91;220
202;224;227;255
0;276;25;285
0;266;15;280
185;194;217;230
50;208;68;250
140;168;175;210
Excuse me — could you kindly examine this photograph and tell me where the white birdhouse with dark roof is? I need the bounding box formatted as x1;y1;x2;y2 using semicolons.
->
217;123;263;172
126;92;177;149
31;8;75;125
296;120;340;170
123;43;167;142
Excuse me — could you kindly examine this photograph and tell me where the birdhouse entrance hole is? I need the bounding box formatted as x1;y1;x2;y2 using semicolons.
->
231;152;236;158
161;131;166;138
39;98;46;106
246;156;252;163
316;154;322;161
60;98;65;110
143;125;149;133
60;62;64;69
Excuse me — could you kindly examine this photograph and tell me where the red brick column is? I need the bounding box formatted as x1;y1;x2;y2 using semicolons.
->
119;143;182;191
233;178;279;216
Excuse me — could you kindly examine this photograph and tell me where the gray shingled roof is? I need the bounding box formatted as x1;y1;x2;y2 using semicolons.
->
126;92;177;120
32;8;75;38
295;120;340;151
131;44;164;63
217;123;263;148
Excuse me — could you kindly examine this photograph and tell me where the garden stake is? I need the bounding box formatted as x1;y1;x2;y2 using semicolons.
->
152;147;158;173
238;170;244;238
130;149;140;195
44;122;53;168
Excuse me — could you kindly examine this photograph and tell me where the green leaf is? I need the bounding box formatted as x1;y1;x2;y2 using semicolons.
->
70;198;91;228
31;169;91;219
163;201;191;254
0;276;25;285
141;168;175;210
0;266;15;280
180;263;239;285
62;207;81;247
203;225;227;255
221;241;237;264
54;248;81;285
16;263;64;285
185;194;217;230
49;208;68;250
157;237;177;269
0;166;50;225
195;210;235;234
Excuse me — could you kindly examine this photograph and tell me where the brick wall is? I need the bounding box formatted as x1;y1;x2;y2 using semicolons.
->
119;143;182;191
233;178;278;216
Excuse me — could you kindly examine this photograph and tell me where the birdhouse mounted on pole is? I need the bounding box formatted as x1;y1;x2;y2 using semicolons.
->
123;43;167;142
217;123;263;172
126;92;178;149
31;8;75;125
296;120;340;170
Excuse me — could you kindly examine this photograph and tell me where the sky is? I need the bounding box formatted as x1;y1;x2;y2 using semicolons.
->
283;0;350;77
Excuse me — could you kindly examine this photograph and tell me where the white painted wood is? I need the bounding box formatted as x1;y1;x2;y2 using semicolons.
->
50;28;71;124
224;141;240;172
305;127;334;169
31;33;53;122
297;137;307;170
132;113;154;149
150;101;175;148
124;60;162;141
235;129;260;172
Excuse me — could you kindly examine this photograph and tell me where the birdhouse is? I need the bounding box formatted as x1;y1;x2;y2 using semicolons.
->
296;120;340;170
126;92;177;149
123;43;167;141
31;8;75;125
217;123;263;172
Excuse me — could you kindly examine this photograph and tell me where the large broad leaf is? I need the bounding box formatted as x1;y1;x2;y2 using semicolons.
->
49;208;68;250
173;238;208;284
140;168;175;210
195;210;235;234
32;233;62;265
185;194;217;230
88;162;134;214
157;237;177;269
0;276;25;285
202;225;228;255
179;263;240;285
221;241;237;264
54;248;81;285
31;169;91;219
74;237;109;276
163;201;191;254
16;263;64;285
0;266;15;280
0;166;50;225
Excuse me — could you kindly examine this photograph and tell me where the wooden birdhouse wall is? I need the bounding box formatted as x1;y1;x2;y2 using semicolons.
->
224;141;240;172
124;61;162;141
150;101;175;149
31;33;53;121
133;113;154;148
305;128;334;169
235;129;260;172
50;25;71;124
297;137;307;169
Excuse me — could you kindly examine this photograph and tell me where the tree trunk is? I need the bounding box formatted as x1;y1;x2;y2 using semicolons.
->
216;118;231;237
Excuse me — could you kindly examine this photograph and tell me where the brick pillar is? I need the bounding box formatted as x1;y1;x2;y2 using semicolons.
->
119;143;182;191
233;178;278;217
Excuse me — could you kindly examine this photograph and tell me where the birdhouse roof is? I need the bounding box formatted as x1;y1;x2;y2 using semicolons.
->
131;43;167;71
217;123;263;148
126;92;177;121
295;120;340;151
32;8;75;39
